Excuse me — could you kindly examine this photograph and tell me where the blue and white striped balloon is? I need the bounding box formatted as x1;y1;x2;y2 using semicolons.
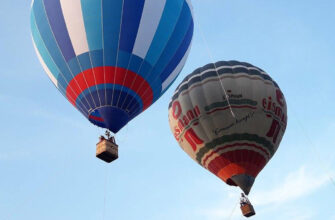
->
31;0;194;133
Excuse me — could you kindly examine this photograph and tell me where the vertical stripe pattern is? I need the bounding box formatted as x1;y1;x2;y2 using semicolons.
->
60;0;89;55
31;0;193;133
132;0;166;58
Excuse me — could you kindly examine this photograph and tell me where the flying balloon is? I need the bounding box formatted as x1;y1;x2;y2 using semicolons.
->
168;61;287;195
31;0;194;134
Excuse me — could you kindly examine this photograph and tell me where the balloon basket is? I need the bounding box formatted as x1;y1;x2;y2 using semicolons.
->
240;203;256;217
96;136;118;163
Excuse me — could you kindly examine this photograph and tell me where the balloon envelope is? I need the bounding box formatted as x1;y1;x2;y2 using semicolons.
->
31;0;194;133
168;61;287;194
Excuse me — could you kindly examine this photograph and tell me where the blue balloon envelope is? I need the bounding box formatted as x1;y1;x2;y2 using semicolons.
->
31;0;194;133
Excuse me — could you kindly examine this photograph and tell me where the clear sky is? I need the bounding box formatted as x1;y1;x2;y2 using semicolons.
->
1;0;335;219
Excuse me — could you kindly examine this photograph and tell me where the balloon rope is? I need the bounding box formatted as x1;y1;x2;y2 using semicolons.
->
87;52;103;106
291;107;335;188
40;2;95;112
100;0;107;106
195;10;236;119
102;165;109;220
74;56;98;108
227;199;239;220
111;0;125;106
125;7;237;118
32;18;92;115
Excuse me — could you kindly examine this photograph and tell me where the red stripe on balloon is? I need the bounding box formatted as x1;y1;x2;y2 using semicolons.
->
65;66;153;109
206;148;266;183
202;143;269;166
89;115;104;122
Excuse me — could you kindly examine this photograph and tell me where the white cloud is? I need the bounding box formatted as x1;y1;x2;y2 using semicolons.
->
196;187;242;220
197;201;240;220
252;166;331;206
196;166;332;220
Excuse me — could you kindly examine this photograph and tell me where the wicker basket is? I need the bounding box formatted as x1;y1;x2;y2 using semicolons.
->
96;139;118;163
241;204;256;217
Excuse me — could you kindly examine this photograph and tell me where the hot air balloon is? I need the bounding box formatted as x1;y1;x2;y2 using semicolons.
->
168;61;287;217
31;0;194;162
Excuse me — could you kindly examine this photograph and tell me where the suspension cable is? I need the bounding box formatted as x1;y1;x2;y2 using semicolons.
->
227;199;240;220
290;107;335;188
102;164;110;220
194;0;236;119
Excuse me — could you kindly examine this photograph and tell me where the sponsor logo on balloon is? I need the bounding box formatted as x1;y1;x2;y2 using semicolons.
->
171;101;203;151
172;101;200;125
262;90;287;144
214;112;255;135
276;89;285;107
262;95;286;124
172;101;182;119
183;128;204;151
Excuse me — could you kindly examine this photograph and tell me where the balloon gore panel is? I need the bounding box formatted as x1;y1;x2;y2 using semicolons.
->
31;0;194;133
168;61;287;194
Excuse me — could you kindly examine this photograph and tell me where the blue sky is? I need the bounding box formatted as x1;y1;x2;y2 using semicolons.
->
1;0;335;219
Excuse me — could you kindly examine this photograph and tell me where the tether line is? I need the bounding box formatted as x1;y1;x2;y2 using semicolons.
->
194;0;236;119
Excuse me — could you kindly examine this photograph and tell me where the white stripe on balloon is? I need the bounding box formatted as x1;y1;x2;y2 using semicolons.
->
185;0;194;19
162;41;192;91
132;0;166;59
60;0;89;56
32;40;59;88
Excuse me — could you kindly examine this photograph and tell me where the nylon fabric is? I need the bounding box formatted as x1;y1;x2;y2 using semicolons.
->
31;0;193;133
168;61;287;194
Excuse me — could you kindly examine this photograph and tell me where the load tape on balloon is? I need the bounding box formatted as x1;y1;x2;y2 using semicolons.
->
31;0;194;133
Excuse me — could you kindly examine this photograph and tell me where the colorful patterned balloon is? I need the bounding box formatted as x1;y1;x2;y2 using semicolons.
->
31;0;194;133
168;61;287;194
